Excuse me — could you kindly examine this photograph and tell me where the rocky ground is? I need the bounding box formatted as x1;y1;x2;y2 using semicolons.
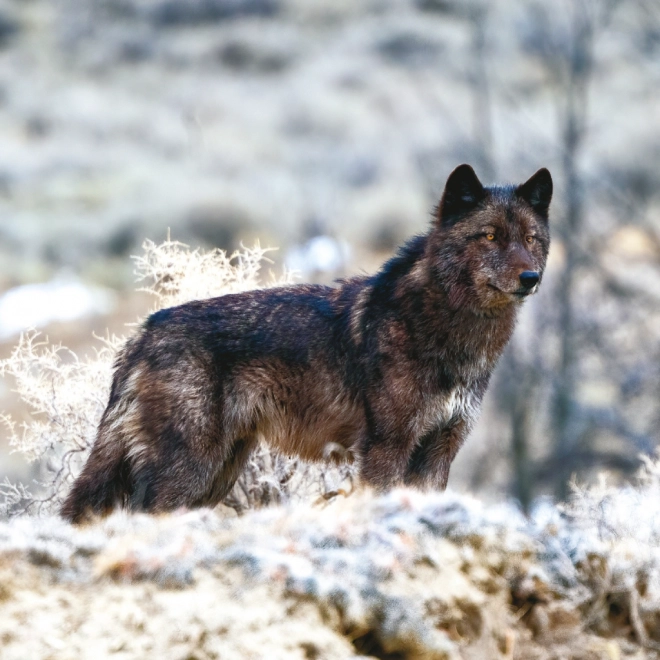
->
1;484;660;659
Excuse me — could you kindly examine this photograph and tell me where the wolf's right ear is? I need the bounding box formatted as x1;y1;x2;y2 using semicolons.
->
436;164;485;226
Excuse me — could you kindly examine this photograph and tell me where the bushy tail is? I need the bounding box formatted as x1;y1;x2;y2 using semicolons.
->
60;426;131;524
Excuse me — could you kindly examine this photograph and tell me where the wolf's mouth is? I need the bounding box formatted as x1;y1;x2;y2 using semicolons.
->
488;283;533;298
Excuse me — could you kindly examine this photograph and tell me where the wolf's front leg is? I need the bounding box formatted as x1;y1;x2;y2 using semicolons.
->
403;418;469;490
359;426;420;490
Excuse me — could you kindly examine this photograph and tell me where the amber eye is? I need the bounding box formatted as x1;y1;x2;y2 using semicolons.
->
526;235;534;244
485;233;495;241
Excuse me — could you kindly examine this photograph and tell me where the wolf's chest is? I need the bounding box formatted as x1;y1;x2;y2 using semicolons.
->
413;385;479;436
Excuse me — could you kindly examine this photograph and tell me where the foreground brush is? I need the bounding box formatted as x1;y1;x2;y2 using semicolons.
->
62;164;552;523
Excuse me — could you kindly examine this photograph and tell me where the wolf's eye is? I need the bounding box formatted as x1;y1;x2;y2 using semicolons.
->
485;233;495;241
526;235;534;244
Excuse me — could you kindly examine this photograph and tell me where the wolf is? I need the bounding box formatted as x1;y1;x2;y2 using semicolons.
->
61;164;552;523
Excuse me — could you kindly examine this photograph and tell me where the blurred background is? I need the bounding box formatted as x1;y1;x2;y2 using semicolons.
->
0;0;659;509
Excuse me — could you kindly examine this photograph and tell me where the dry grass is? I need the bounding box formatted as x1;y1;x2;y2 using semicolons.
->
0;238;354;517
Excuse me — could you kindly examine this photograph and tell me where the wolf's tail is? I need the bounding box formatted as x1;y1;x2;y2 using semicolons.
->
60;422;132;524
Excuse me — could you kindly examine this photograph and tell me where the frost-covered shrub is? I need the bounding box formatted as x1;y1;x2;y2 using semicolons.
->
0;332;120;515
0;238;355;517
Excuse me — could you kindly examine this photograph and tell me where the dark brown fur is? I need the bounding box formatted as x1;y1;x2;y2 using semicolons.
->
61;165;552;523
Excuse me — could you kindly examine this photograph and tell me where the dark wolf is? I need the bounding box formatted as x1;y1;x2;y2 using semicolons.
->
61;164;552;523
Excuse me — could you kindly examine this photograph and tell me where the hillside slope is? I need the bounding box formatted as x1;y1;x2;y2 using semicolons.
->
1;486;658;659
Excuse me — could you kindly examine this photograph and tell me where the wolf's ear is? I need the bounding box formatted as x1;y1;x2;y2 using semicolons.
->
516;168;553;219
437;164;486;226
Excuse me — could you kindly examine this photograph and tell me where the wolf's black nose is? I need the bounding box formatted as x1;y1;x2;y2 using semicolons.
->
519;271;540;289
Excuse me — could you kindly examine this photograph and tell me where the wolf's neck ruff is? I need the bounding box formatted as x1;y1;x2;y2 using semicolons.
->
61;164;552;523
361;221;520;384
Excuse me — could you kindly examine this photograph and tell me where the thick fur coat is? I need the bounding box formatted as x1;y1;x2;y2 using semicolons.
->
62;164;552;523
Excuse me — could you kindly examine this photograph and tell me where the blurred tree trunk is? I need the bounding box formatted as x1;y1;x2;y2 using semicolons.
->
501;350;539;513
511;378;533;511
552;6;593;499
469;3;494;182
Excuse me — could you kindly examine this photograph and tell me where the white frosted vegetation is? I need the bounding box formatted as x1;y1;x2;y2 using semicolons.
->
133;236;293;310
0;331;120;512
1;483;660;658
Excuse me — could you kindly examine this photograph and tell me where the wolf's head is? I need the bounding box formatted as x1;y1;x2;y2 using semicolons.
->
430;164;552;314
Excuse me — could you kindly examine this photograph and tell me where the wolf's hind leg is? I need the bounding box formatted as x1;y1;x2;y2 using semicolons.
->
129;434;258;513
128;453;217;513
193;435;258;507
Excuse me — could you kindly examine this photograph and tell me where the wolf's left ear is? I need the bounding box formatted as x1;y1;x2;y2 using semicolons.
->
437;164;486;226
516;168;553;219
